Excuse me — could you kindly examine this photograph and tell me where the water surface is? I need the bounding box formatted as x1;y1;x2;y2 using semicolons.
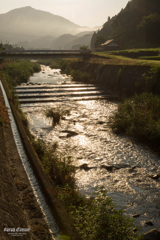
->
17;65;160;234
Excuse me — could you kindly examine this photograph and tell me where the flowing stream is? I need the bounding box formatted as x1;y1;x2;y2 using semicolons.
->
17;65;160;234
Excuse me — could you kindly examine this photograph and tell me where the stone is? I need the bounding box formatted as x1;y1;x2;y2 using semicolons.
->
144;229;160;240
97;121;105;125
79;164;93;171
149;173;160;180
128;166;137;173
132;213;140;218
145;220;154;226
101;165;114;172
61;130;78;137
114;163;130;169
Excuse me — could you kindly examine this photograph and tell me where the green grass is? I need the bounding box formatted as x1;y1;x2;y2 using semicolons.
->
139;56;160;60
32;139;75;187
110;48;160;54
110;92;160;146
0;60;41;127
94;48;160;66
1;60;41;86
38;59;61;69
60;186;143;240
70;69;93;83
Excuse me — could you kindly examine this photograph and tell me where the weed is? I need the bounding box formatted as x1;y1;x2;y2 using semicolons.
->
18;108;28;127
0;95;9;127
110;92;160;146
60;187;143;240
38;59;61;69
143;65;160;93
2;60;41;86
70;69;93;83
32;139;75;187
56;235;71;240
45;108;70;127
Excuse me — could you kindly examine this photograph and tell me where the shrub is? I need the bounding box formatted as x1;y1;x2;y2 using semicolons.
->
143;66;160;93
111;92;160;145
32;139;75;186
45;109;61;126
38;59;61;69
62;187;142;240
2;60;41;86
71;69;93;83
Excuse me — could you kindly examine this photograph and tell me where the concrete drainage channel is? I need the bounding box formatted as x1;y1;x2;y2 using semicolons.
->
0;80;59;239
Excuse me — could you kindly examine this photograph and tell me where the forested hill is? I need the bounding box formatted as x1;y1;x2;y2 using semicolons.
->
91;0;160;50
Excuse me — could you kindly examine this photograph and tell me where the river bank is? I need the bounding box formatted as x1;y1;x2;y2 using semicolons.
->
16;62;160;238
0;87;53;239
60;58;151;99
1;56;160;239
0;60;79;240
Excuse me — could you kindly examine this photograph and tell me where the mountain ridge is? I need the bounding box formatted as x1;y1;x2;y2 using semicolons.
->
0;6;94;49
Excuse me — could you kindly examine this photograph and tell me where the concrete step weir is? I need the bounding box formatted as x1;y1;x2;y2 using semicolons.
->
16;83;95;89
16;87;99;94
16;84;111;104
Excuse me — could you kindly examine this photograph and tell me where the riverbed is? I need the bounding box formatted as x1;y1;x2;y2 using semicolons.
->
17;65;160;234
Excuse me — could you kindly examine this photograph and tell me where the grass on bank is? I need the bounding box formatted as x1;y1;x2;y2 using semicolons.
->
109;48;160;56
32;139;75;187
0;60;41;105
94;48;160;66
139;56;160;60
0;60;41;87
111;92;160;146
0;59;41;127
110;64;160;146
38;59;61;69
0;95;9;127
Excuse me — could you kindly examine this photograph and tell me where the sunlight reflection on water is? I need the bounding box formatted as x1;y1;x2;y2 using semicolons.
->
19;65;160;233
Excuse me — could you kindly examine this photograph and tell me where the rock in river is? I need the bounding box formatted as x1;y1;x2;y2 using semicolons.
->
144;229;160;240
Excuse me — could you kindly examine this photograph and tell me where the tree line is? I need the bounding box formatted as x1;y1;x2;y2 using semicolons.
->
91;0;160;50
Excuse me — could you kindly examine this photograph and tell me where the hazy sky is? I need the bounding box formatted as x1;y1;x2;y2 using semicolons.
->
1;0;129;27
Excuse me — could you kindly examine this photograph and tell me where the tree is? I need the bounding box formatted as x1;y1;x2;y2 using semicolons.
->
79;45;91;53
138;13;160;46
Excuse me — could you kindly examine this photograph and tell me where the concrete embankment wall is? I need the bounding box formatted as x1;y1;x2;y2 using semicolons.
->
1;78;79;240
69;60;152;99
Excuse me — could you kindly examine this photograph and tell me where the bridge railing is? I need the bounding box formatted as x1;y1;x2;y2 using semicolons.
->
0;49;89;54
0;49;91;59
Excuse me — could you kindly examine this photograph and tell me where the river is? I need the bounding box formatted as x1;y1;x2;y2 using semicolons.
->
17;65;160;234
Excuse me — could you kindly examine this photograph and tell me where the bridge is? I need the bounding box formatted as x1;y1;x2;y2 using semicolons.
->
0;49;91;59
